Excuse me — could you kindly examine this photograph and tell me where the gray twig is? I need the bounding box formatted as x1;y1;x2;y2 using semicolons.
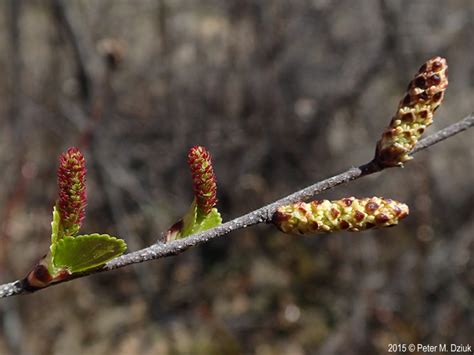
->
0;113;472;298
412;114;474;153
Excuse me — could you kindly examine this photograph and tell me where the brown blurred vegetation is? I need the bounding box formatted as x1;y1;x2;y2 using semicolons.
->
0;1;473;354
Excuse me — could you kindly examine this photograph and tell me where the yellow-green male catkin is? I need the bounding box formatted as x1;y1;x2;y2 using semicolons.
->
375;57;448;167
272;197;409;234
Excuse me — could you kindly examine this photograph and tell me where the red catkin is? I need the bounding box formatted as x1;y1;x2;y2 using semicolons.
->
57;147;87;235
187;146;218;216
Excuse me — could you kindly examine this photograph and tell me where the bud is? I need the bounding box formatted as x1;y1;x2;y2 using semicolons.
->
57;147;87;236
273;197;409;234
375;57;448;167
187;146;217;217
97;38;126;71
24;256;70;290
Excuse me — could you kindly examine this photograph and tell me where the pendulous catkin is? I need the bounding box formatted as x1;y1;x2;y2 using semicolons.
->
375;57;448;167
272;197;409;234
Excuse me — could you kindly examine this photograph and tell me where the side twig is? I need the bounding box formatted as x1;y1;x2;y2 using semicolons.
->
0;113;472;298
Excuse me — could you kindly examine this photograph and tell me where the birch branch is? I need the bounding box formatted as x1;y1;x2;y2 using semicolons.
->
0;113;472;298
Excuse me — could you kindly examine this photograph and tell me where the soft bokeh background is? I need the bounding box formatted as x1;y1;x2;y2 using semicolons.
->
0;1;473;354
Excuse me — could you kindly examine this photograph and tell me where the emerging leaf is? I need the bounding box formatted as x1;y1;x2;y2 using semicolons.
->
51;234;127;273
165;199;222;242
180;199;198;238
191;208;222;235
51;206;62;245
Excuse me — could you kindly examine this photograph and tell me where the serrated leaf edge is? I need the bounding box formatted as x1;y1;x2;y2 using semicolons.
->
51;233;127;273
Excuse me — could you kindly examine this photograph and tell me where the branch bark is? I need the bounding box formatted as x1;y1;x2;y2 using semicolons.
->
0;113;473;298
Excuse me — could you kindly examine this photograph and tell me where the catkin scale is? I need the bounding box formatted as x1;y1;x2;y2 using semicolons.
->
273;197;409;234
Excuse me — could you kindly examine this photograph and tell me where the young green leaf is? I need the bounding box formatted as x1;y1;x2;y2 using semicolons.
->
180;199;198;238
51;234;127;273
190;208;222;235
180;201;222;237
166;200;222;242
51;206;62;245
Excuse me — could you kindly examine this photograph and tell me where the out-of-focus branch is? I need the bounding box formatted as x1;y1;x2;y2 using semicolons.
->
1;3;26;354
0;113;473;298
51;0;95;104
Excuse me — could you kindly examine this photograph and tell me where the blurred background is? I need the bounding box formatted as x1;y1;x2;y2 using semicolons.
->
0;1;473;354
